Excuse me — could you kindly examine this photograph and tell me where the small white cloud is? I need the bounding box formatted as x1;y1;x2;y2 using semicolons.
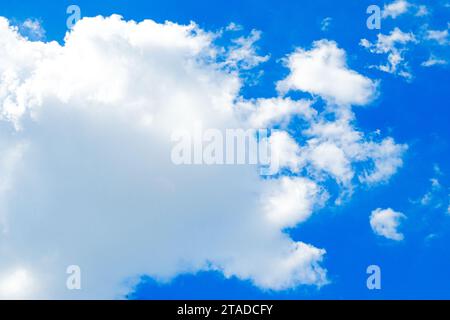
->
382;0;410;19
431;178;441;188
277;40;377;106
424;233;438;243
434;163;443;175
370;208;406;241
361;28;416;52
321;17;332;32
425;29;449;45
421;55;448;67
225;22;243;31
224;29;269;70
415;5;429;17
360;138;407;184
419;178;441;206
413;170;449;211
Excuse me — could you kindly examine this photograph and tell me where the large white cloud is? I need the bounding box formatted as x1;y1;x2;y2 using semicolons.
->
0;15;406;299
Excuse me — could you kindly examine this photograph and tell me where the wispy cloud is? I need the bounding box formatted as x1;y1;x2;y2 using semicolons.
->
360;28;417;79
320;17;332;32
421;55;448;67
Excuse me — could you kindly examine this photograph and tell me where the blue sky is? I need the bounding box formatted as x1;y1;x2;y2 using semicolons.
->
0;0;449;299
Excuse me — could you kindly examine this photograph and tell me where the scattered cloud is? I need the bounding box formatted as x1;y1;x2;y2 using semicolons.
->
412;166;449;212
360;28;417;79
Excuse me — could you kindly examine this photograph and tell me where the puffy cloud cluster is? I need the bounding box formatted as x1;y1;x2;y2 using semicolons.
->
264;111;407;192
0;15;406;298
